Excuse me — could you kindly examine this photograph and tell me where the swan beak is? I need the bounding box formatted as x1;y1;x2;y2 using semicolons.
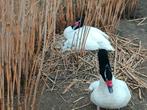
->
108;86;113;93
72;21;80;30
106;80;113;93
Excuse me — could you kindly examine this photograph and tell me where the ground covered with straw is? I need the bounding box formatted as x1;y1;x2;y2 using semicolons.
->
39;34;147;110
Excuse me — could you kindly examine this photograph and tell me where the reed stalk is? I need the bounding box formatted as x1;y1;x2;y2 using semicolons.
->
0;0;60;109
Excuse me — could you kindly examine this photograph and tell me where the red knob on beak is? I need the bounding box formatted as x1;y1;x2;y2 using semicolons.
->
106;80;113;93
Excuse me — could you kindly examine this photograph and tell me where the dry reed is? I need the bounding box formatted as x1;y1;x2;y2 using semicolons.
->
57;0;128;33
123;0;139;18
0;0;60;109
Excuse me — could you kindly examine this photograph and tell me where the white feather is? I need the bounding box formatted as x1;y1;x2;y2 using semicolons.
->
88;81;100;91
89;76;131;109
62;26;114;52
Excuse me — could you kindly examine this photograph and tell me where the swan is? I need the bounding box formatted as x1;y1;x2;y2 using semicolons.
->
89;49;131;110
62;16;114;52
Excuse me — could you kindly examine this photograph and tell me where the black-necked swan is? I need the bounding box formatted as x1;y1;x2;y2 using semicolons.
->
89;49;131;110
62;16;114;52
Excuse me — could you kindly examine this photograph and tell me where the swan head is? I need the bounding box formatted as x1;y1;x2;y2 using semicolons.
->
63;15;85;40
71;15;85;30
98;49;113;94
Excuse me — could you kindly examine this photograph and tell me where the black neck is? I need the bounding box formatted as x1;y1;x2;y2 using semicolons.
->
71;25;81;30
98;49;112;81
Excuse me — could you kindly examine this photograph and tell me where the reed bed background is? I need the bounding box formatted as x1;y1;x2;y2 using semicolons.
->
57;0;126;33
0;0;59;109
123;0;139;18
57;0;139;33
0;0;145;110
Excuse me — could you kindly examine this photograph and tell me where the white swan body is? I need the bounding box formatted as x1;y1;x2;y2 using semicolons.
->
89;77;131;109
62;26;114;52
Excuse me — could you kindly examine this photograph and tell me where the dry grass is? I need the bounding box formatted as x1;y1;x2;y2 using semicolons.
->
43;32;147;95
0;0;60;109
41;32;147;109
57;0;139;33
57;0;128;33
123;0;139;18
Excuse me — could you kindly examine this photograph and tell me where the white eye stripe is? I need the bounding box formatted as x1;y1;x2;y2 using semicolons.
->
104;69;107;80
104;64;110;80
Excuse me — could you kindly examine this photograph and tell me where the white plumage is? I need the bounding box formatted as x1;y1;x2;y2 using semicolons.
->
89;76;131;109
62;26;114;52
